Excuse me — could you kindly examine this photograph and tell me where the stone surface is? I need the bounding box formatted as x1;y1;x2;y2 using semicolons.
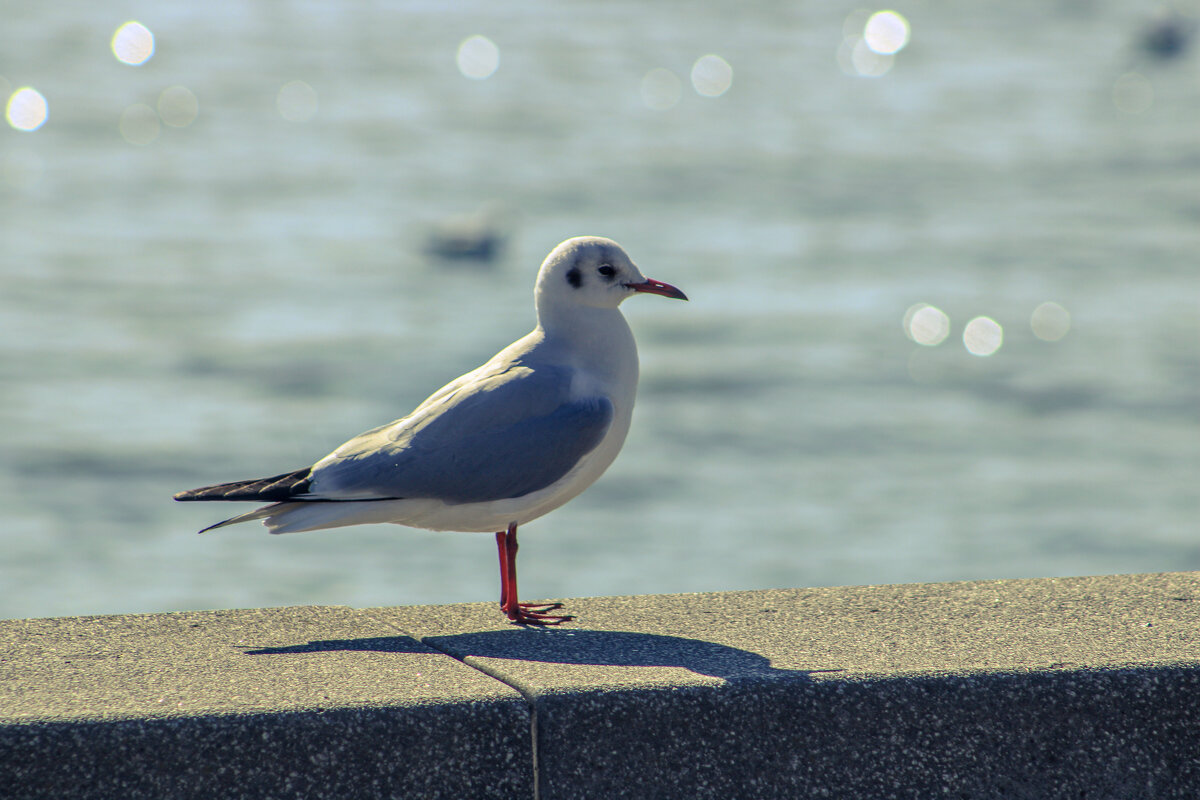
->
0;605;532;800
4;573;1200;799
383;572;1200;799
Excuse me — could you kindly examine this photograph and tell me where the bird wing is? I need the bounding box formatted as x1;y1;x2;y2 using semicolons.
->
305;362;614;504
173;468;312;502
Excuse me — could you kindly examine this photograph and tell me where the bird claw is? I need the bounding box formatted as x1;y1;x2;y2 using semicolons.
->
505;601;574;626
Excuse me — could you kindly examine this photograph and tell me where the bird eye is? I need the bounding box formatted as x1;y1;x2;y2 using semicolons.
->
598;265;616;277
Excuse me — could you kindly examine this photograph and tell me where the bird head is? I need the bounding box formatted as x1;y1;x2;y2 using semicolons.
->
535;236;687;314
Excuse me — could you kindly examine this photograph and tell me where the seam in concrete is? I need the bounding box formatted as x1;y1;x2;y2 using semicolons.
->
428;648;543;800
369;610;542;800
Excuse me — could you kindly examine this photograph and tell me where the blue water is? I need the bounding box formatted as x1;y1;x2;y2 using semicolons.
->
2;1;1197;620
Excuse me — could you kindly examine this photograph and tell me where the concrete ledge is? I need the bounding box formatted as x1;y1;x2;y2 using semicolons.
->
3;573;1200;798
0;606;532;799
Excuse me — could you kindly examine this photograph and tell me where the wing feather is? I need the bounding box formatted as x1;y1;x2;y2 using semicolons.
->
309;364;613;504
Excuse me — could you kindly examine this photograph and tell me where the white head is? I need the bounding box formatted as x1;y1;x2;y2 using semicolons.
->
534;237;687;317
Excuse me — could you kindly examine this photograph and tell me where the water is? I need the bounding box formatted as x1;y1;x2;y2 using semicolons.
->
2;1;1197;620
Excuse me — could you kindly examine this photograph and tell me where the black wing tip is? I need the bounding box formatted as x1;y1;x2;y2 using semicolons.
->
174;468;312;502
174;486;219;502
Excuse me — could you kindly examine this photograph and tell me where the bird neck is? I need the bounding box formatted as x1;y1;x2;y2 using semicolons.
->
535;303;639;383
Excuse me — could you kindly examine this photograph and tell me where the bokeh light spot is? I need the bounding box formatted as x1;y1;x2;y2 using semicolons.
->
157;85;199;128
691;54;733;97
641;68;682;111
1112;72;1153;114
904;303;951;346
5;87;48;132
1031;302;1070;341
112;21;155;66
864;11;910;55
457;35;500;80
119;103;160;145
277;81;318;122
839;37;895;77
963;316;1003;356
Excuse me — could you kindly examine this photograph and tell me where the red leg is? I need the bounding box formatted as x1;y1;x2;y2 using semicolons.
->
495;522;573;625
495;530;510;609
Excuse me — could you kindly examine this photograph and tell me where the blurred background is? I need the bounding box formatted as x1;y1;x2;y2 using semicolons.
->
2;1;1197;621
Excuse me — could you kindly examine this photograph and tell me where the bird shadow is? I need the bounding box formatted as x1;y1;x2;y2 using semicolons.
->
244;628;833;683
244;637;432;656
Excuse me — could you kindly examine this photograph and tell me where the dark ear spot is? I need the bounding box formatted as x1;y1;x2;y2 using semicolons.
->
566;266;582;288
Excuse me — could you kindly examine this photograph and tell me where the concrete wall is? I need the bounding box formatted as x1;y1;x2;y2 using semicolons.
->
3;572;1200;799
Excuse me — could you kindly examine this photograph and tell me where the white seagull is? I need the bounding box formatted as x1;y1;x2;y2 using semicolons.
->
175;236;687;624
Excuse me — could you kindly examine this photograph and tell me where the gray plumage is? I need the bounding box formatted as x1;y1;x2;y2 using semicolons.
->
307;363;613;504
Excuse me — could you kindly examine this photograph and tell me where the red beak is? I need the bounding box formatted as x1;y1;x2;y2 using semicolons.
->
624;278;688;301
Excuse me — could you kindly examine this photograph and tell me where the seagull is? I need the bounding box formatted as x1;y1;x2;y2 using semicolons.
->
175;236;687;625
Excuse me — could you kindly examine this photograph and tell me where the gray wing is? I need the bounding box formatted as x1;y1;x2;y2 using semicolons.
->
306;364;614;504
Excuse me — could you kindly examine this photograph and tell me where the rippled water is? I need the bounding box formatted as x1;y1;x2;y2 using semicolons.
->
2;1;1197;620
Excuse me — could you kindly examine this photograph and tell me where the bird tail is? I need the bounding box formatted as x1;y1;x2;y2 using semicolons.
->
195;504;285;534
197;500;406;535
176;468;406;535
